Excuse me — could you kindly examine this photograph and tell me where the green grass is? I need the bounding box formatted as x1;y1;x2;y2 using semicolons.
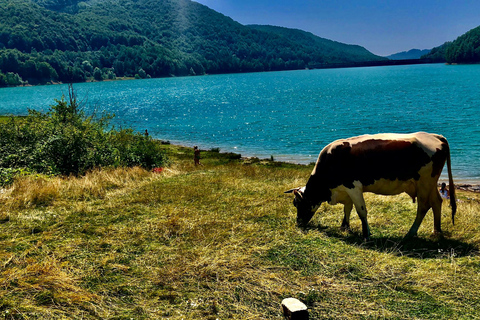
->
0;115;20;124
1;145;479;319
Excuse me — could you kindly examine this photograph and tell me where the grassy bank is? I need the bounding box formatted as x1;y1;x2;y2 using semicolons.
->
1;145;479;319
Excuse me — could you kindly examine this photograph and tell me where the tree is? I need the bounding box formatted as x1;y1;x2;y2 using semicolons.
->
137;68;147;79
93;67;103;81
5;72;23;86
37;61;57;79
82;60;93;73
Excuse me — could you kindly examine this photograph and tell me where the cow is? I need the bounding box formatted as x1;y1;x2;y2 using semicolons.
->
285;132;456;239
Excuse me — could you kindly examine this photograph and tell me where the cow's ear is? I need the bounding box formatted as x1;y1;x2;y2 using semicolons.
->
284;187;301;194
285;188;303;198
293;189;303;199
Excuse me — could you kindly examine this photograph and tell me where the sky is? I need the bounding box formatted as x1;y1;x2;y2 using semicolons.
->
193;0;480;57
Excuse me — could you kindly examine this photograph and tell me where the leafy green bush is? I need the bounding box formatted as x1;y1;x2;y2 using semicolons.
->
0;84;168;179
107;128;168;169
0;168;29;188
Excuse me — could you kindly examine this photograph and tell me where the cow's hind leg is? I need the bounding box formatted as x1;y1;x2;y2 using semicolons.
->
405;196;431;239
341;200;353;232
431;188;443;234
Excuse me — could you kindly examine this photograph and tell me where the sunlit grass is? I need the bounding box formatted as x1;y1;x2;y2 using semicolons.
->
1;145;479;319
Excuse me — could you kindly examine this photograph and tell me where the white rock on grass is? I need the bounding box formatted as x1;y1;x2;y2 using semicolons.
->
281;298;309;320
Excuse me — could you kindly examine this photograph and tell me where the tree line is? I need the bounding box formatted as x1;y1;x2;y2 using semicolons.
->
0;0;384;86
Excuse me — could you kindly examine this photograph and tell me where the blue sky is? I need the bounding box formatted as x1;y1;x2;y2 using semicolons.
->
194;0;480;56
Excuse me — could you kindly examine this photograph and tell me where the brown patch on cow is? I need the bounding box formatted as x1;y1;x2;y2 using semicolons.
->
431;142;449;178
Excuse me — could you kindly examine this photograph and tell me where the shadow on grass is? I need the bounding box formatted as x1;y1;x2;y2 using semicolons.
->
303;224;478;259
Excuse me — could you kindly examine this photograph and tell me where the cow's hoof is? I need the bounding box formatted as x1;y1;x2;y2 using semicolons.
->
430;231;444;240
402;233;418;241
362;232;371;241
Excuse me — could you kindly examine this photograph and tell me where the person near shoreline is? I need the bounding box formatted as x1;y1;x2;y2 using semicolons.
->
194;146;201;166
439;182;450;200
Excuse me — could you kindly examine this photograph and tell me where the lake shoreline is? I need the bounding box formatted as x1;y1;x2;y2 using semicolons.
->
2;65;479;184
1;114;479;189
178;142;480;192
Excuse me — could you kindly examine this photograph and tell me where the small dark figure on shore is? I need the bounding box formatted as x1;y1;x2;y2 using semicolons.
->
194;146;201;166
144;129;149;137
440;182;450;200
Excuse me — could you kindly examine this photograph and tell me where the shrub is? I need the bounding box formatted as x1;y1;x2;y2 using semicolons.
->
0;84;168;179
108;129;169;170
0;168;28;188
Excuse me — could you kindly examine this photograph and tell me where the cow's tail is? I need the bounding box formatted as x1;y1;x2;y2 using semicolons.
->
446;143;457;225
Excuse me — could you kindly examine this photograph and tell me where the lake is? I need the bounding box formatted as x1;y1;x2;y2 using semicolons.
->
1;63;479;183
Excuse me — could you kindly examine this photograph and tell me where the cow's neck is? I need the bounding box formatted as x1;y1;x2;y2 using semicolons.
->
304;173;332;206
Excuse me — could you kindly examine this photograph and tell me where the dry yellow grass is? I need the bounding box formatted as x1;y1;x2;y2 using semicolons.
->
0;147;479;319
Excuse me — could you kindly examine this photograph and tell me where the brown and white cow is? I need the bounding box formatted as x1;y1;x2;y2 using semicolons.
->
285;132;456;239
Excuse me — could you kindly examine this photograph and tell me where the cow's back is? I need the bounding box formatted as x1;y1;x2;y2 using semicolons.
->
310;132;449;190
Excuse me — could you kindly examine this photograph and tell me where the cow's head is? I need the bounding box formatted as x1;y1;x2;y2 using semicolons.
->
284;187;317;226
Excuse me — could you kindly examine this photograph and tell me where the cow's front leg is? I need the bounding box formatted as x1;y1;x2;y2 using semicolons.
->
341;200;353;232
346;186;371;239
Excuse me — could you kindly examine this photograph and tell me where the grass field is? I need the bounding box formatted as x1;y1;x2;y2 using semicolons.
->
0;116;12;124
1;145;479;319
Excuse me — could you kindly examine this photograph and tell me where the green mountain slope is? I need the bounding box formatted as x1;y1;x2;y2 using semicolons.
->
0;0;385;86
423;25;480;63
444;25;480;63
248;25;385;64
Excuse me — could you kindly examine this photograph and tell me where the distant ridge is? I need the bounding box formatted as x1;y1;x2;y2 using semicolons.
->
387;49;431;60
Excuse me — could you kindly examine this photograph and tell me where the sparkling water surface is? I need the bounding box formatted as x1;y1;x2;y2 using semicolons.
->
1;64;479;183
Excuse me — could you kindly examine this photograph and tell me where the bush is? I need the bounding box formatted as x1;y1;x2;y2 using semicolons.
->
0;168;29;188
108;129;168;169
0;84;168;179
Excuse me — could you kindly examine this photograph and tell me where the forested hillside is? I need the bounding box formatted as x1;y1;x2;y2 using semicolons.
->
422;25;480;63
0;0;385;86
247;25;384;65
444;25;480;63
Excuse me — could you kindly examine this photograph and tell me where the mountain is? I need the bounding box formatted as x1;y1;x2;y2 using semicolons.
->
420;43;450;62
248;25;385;64
423;25;480;63
0;0;386;86
386;49;431;60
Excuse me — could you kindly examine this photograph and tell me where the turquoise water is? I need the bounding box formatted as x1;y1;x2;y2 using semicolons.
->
1;64;479;183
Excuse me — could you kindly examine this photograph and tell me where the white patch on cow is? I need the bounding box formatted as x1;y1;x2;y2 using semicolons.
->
363;178;417;199
328;185;352;206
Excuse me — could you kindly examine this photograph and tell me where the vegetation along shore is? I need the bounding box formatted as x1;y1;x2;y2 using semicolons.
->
1;94;480;319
